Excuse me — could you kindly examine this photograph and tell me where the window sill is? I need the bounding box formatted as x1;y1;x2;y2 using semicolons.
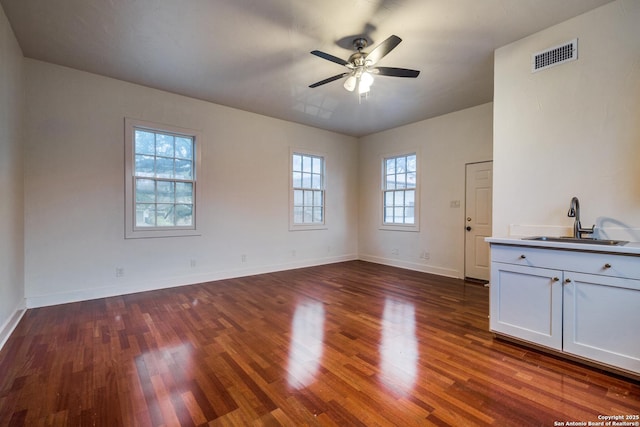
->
289;224;328;232
125;228;202;239
379;224;420;232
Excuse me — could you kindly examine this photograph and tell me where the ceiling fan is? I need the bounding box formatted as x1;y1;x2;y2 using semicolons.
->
309;35;420;95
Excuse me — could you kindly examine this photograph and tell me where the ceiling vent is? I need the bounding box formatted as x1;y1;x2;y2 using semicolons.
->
531;39;578;72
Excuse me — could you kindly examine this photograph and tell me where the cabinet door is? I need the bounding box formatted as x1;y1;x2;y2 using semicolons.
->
563;272;640;374
490;263;563;350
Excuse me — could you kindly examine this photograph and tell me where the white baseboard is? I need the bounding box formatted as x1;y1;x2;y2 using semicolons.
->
23;253;464;310
358;254;461;279
0;304;26;351
25;254;358;309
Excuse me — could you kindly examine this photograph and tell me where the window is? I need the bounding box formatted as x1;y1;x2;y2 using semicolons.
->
382;152;418;230
290;151;325;230
125;118;201;238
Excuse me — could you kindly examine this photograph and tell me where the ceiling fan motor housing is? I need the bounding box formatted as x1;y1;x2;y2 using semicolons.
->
348;52;366;67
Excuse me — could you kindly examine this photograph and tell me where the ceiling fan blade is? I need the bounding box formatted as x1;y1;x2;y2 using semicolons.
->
309;73;350;88
372;67;420;78
364;35;402;65
310;50;349;67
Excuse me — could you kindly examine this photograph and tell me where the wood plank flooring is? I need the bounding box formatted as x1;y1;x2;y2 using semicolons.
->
1;261;639;426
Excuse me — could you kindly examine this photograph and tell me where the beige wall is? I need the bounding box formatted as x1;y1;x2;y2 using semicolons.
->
21;58;494;310
23;60;359;307
0;5;25;345
358;103;493;278
493;0;640;241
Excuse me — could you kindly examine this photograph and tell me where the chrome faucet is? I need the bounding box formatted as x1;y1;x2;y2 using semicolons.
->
567;196;595;239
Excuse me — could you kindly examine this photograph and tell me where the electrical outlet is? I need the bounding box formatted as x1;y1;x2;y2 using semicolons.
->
115;267;124;277
391;248;399;255
420;251;430;260
291;249;297;257
190;259;196;268
241;254;247;263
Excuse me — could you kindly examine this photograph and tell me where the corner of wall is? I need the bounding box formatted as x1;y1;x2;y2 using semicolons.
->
0;0;26;349
0;304;26;351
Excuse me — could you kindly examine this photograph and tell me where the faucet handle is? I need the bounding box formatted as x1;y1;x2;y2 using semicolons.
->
567;207;576;218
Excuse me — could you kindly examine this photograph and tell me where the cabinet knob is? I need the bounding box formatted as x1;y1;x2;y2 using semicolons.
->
565;278;572;284
519;255;526;259
552;277;560;282
604;263;612;269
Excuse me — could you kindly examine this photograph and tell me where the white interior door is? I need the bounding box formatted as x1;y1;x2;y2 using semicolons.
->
465;162;493;281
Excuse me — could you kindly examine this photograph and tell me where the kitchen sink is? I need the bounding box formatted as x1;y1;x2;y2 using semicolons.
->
523;236;628;246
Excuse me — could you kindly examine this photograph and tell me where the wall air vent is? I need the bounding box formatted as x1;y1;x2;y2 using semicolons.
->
531;39;578;72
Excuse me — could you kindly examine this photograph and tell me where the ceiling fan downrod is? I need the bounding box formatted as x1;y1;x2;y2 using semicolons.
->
353;37;368;51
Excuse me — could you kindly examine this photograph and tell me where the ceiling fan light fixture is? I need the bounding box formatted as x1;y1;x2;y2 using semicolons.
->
361;71;374;86
344;75;357;92
356;71;373;95
358;83;371;95
342;70;374;94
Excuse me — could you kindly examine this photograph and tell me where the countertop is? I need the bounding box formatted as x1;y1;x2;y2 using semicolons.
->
486;237;640;256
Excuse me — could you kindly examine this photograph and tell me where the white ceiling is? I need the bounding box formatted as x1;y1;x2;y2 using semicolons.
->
1;0;613;136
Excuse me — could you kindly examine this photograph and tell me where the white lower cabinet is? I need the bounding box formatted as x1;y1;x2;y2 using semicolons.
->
563;272;640;374
490;244;640;376
490;263;563;350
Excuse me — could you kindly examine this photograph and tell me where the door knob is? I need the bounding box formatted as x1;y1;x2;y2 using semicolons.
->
466;226;472;231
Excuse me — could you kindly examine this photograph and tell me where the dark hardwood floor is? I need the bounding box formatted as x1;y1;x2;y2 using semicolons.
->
1;261;639;426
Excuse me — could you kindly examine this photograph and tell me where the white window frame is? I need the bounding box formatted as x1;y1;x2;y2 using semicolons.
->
289;148;327;231
380;150;420;232
124;117;202;239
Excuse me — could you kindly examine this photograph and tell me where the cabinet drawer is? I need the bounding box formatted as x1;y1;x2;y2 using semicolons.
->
491;245;552;265
491;244;640;280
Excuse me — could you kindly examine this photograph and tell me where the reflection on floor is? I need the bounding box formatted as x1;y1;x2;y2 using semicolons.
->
287;299;325;389
380;298;418;395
